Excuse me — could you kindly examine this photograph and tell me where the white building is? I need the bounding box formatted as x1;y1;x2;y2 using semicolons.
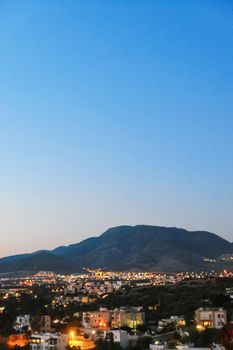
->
195;308;227;329
29;333;68;350
14;315;31;332
105;330;129;348
150;344;225;350
150;345;165;350
157;316;185;331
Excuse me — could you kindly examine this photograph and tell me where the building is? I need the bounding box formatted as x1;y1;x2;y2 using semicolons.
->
83;308;111;328
104;330;139;349
104;330;129;348
69;334;95;350
29;333;69;350
82;307;145;329
111;307;145;328
150;345;165;350
57;334;69;350
150;345;225;350
30;315;51;333
39;315;51;333
29;333;56;350
14;315;31;332
195;308;227;329
157;316;185;331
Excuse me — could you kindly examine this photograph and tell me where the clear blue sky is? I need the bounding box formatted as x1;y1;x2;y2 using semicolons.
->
0;0;233;257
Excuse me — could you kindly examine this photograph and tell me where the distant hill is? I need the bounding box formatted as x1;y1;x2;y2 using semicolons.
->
0;225;232;273
0;251;74;273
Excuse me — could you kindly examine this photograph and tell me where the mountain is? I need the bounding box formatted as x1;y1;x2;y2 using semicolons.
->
0;251;74;273
0;225;232;273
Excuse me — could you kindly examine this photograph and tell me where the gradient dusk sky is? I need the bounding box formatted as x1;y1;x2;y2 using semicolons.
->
0;1;233;257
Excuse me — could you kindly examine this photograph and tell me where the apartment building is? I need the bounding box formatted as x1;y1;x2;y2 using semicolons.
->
83;308;111;328
82;307;145;329
111;307;145;328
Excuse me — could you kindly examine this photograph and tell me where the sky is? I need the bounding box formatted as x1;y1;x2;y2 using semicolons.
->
0;0;233;257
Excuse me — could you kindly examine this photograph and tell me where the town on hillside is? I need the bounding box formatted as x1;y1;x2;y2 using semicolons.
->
0;269;233;350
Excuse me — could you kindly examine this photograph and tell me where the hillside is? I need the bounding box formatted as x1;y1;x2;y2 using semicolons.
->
0;251;75;273
0;225;232;273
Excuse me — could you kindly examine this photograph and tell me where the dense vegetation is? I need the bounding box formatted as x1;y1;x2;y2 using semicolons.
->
98;278;233;321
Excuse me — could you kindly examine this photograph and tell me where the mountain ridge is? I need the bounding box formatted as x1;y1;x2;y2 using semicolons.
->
0;225;232;273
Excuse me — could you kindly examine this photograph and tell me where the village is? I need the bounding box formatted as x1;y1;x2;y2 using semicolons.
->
0;271;232;349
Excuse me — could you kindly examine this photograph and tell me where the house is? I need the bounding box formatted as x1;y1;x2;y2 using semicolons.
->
157;316;185;331
104;330;129;348
14;315;31;332
104;330;139;349
29;333;69;350
195;308;227;329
